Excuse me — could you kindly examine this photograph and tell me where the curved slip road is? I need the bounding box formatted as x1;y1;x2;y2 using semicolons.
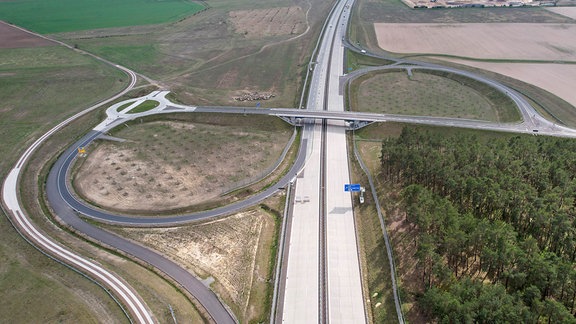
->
30;9;576;324
0;24;235;324
0;61;157;323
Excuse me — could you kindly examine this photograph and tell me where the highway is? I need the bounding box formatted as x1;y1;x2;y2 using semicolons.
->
41;60;576;323
7;1;576;323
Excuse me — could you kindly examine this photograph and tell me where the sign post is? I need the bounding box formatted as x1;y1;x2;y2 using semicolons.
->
344;184;361;192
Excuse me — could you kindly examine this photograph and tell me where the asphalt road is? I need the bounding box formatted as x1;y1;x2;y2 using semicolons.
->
0;47;157;322
46;140;236;323
51;97;576;225
14;3;576;323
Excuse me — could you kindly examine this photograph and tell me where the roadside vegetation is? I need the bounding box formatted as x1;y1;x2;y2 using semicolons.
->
346;49;393;72
440;60;576;128
0;0;205;34
0;39;209;321
53;0;334;107
0;44;131;323
349;69;519;122
20;95;208;323
107;195;284;323
366;124;576;322
351;136;399;324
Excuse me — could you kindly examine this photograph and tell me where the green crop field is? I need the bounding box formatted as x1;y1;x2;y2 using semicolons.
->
0;0;205;34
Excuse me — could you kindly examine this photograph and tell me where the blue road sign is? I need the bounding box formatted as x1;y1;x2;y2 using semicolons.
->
256;102;261;108
344;184;361;192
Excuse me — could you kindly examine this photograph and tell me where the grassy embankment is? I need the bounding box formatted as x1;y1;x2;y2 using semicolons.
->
1;45;208;322
0;45;128;323
0;0;205;34
349;69;520;122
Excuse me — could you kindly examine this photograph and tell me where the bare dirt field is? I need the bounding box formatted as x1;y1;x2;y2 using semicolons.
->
374;23;576;61
547;6;576;20
112;205;279;322
229;6;306;39
0;21;53;48
442;59;576;108
73;116;292;214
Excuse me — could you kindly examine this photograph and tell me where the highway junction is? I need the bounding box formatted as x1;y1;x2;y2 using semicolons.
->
4;0;576;323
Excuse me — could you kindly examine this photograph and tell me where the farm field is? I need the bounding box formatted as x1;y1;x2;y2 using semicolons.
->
350;70;518;122
73;114;293;214
0;21;53;48
442;59;576;109
0;46;126;156
374;23;576;61
0;0;204;34
229;6;307;39
547;6;576;20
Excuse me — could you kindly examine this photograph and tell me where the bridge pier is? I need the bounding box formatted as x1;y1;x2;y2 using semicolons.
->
346;120;373;130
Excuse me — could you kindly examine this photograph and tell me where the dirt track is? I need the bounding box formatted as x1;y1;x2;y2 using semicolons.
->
0;21;53;48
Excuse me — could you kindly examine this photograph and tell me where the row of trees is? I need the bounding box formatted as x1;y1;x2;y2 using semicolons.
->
380;127;576;322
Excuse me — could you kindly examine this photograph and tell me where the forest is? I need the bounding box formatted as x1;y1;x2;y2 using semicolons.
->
380;127;576;323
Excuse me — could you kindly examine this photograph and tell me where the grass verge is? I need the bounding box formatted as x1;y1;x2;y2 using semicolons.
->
126;100;159;114
0;44;133;322
349;69;519;122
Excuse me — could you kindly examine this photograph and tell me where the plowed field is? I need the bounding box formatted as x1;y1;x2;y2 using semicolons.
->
0;21;52;48
374;23;576;61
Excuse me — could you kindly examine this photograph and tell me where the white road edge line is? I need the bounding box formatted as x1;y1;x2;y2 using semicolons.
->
1;53;155;323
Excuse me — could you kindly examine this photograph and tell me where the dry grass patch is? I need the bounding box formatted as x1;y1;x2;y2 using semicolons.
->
73;117;292;214
111;205;279;322
374;23;576;61
229;6;306;39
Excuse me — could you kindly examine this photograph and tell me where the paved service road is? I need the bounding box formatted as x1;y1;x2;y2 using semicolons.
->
15;2;576;323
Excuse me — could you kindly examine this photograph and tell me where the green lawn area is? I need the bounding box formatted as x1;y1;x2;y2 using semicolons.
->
126;100;159;113
0;0;205;34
